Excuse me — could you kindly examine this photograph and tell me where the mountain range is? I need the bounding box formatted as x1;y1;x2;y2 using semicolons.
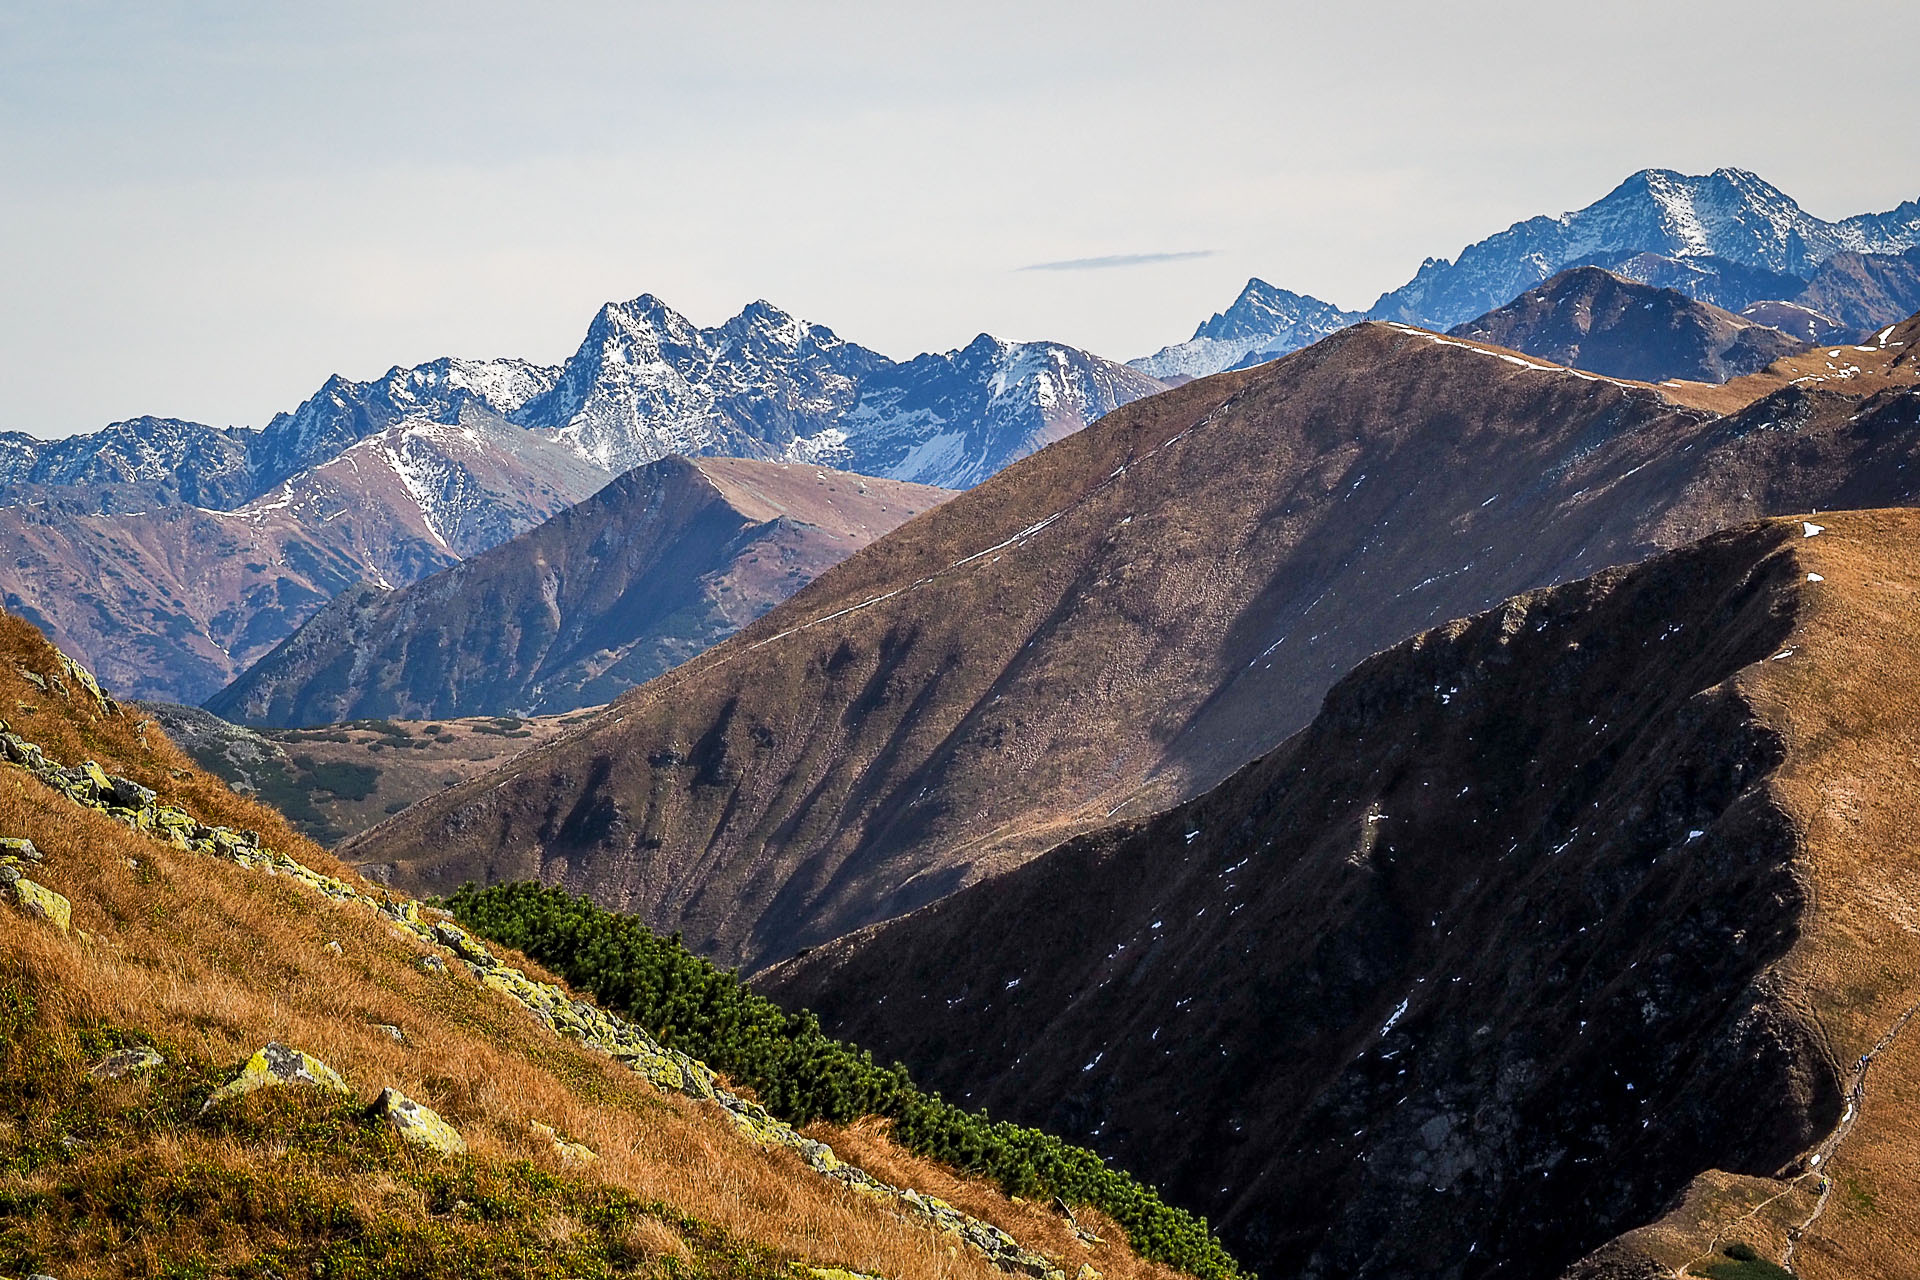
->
1138;169;1920;380
1;298;1159;703
207;456;951;725
0;408;608;702
342;310;1920;970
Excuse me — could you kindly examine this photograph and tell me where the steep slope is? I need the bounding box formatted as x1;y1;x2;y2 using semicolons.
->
1447;267;1804;383
1369;168;1920;329
251;355;563;491
0;618;1191;1280
1577;249;1812;313
347;315;1920;971
513;297;888;475
1129;280;1362;381
208;457;952;725
767;512;1920;1279
1794;246;1920;335
0;408;608;703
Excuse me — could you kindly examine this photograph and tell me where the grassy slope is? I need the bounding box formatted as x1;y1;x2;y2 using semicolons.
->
1599;510;1920;1278
0;612;1177;1280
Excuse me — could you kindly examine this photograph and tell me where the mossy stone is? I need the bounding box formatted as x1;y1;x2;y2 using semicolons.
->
11;877;71;933
203;1042;350;1112
372;1087;466;1155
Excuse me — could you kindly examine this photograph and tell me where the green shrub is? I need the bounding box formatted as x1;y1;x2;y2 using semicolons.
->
1700;1242;1796;1280
449;882;1248;1280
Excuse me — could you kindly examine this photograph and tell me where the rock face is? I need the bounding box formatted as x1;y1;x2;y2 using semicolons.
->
761;522;1832;1279
252;357;563;491
1446;267;1805;383
826;335;1168;489
1130;280;1363;381
1367;168;1920;329
207;456;953;724
0;417;259;509
510;296;1165;490
346;315;1920;972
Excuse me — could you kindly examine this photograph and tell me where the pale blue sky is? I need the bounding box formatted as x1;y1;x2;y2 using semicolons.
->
5;0;1917;436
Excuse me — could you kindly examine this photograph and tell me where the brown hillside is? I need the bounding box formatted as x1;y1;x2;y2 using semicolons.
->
138;702;592;845
348;317;1920;971
0;614;1181;1280
207;456;951;726
1448;266;1805;384
768;512;1920;1280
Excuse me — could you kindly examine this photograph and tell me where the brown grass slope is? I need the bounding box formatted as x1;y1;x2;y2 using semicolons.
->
348;315;1920;972
0;614;1169;1280
767;512;1920;1280
1446;266;1806;384
208;456;951;726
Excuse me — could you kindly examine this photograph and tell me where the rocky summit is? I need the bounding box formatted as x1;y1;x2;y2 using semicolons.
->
1446;266;1806;384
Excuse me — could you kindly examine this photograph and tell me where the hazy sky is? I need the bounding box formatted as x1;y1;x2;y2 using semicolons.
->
5;0;1917;438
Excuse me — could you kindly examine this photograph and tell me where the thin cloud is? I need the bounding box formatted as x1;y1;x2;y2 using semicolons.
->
1019;250;1218;272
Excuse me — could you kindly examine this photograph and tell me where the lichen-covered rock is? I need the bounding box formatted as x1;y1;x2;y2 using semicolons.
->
416;954;448;975
202;1042;349;1112
531;1118;597;1164
107;775;155;809
1075;1266;1102;1280
80;760;112;801
373;1087;466;1155
89;1046;165;1079
795;1267;885;1280
323;939;344;957
0;836;42;862
11;878;71;933
371;1023;405;1042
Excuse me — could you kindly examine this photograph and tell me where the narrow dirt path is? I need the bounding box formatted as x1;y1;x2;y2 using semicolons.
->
1675;994;1920;1277
1779;997;1920;1268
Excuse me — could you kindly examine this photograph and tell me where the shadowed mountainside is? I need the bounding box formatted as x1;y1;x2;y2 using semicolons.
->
347;316;1920;972
768;512;1920;1279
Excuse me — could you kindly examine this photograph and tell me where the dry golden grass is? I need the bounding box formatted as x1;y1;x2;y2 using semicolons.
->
0;614;1100;1280
1610;510;1920;1278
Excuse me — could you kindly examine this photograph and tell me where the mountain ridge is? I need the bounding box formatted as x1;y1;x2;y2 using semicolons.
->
207;455;953;726
344;312;1920;971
